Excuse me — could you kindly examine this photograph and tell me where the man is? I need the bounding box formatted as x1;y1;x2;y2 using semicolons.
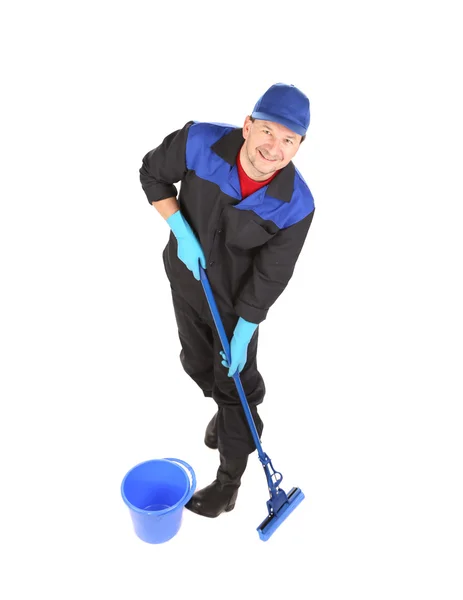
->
139;83;315;518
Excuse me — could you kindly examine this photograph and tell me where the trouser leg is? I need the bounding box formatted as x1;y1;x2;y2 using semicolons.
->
169;285;265;518
170;285;214;397
170;283;265;458
208;310;265;459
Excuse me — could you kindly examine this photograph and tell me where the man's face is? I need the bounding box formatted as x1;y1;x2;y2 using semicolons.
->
240;116;302;181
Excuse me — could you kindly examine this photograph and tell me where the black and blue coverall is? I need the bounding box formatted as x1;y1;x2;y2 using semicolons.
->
139;121;315;458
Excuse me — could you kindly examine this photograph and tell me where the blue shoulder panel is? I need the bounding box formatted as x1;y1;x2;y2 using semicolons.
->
186;122;241;200
235;171;314;229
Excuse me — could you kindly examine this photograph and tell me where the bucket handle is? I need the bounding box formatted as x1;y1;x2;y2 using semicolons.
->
164;458;197;505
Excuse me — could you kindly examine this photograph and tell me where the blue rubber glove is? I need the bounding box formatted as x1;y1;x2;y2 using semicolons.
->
166;210;206;281
220;317;258;377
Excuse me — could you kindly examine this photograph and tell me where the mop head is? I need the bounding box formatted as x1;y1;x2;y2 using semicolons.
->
257;487;305;541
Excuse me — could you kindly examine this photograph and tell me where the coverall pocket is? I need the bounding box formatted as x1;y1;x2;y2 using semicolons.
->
226;219;275;250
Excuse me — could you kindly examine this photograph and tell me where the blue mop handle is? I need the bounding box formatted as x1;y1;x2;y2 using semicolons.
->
199;266;266;462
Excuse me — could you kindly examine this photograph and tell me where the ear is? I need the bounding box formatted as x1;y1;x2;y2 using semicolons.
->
242;115;252;140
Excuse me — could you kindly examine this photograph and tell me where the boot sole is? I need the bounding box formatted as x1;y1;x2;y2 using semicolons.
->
185;502;235;517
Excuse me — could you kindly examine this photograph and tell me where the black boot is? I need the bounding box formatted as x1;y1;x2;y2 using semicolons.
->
185;455;248;518
204;413;218;449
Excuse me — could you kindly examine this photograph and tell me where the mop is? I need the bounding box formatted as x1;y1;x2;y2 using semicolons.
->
199;266;305;541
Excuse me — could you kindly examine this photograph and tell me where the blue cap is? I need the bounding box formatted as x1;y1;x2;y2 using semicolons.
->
251;83;310;136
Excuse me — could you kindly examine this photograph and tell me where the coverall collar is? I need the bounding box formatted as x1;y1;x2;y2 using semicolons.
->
211;127;296;203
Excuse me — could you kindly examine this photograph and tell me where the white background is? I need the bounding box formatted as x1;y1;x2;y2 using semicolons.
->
1;1;462;598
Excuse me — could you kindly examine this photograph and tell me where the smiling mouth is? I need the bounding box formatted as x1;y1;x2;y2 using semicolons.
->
258;150;277;162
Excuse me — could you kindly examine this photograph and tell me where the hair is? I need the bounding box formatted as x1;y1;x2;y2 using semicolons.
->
249;116;306;143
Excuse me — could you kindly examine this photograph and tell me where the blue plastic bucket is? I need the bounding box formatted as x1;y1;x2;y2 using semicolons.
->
121;458;196;544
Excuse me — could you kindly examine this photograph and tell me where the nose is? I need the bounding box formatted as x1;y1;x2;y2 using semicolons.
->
264;137;283;158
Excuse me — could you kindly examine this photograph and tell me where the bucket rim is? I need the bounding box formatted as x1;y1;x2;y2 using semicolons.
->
121;457;196;516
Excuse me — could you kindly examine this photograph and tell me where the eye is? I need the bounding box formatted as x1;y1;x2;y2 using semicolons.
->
285;139;294;145
263;129;271;135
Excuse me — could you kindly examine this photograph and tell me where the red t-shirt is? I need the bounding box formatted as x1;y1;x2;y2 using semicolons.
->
236;150;279;198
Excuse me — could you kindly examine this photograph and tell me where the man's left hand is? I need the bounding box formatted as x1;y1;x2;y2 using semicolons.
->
219;317;258;377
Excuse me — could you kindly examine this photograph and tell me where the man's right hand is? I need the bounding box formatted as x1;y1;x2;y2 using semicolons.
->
166;210;206;280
